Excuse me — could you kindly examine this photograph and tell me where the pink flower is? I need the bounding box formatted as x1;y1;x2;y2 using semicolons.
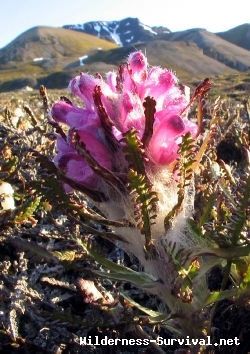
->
51;51;198;192
69;73;100;111
52;110;112;192
69;73;117;114
148;115;185;165
52;101;99;129
117;92;145;134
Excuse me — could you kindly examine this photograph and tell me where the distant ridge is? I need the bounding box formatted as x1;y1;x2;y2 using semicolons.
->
0;18;250;92
62;18;250;71
216;23;250;51
0;26;118;64
161;28;250;71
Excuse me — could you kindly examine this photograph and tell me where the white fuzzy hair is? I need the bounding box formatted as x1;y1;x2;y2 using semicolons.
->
97;166;196;274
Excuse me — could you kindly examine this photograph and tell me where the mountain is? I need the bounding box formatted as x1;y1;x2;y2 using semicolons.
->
216;23;250;51
63;17;170;46
0;26;118;65
62;19;250;71
83;40;237;76
0;19;250;92
161;28;250;71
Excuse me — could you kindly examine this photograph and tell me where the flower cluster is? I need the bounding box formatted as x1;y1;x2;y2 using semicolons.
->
51;51;197;194
51;51;202;312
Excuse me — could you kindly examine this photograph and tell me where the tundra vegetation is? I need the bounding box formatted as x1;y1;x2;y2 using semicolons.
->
0;52;249;354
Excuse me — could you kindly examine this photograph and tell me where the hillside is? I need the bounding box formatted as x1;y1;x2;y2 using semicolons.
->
0;20;250;92
162;28;250;71
217;23;250;51
84;40;237;77
62;18;250;71
0;26;118;64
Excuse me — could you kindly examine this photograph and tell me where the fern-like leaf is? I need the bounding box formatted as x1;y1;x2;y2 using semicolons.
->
164;133;196;230
13;197;41;224
121;128;158;253
127;169;158;251
122;128;146;175
197;192;217;229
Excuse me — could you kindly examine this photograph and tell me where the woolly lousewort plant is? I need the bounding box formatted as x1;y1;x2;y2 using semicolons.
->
50;52;226;338
51;52;199;254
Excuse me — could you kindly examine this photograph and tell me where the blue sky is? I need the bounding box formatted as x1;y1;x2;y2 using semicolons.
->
0;0;249;48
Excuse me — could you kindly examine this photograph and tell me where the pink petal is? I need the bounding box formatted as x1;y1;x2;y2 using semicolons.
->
55;152;98;189
76;129;112;169
148;115;185;165
128;52;148;81
51;101;98;128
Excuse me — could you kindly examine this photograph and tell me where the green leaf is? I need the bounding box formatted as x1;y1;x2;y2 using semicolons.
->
240;264;250;290
13;196;41;224
197;193;216;228
121;128;159;251
205;288;238;306
120;291;163;317
165;133;196;230
94;269;158;288
120;291;182;334
191;244;250;259
74;237;158;288
122;128;146;175
127;169;158;250
188;219;203;239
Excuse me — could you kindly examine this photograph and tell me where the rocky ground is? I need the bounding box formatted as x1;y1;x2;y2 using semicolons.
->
0;86;249;354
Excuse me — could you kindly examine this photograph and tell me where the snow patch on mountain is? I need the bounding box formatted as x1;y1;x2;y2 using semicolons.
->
63;17;171;47
140;23;158;35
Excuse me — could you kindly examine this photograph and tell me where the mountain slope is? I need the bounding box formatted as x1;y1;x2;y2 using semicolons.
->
0;26;118;64
84;40;237;77
63;17;170;46
162;28;250;71
216;23;250;51
0;19;250;92
62;18;250;72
